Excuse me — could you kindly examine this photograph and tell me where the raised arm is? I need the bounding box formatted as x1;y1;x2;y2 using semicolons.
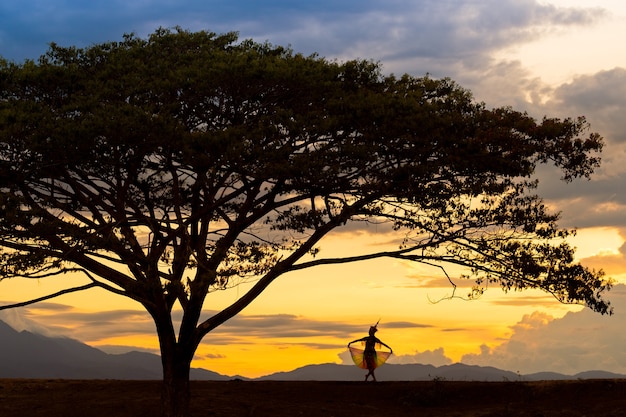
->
377;339;393;353
347;337;366;347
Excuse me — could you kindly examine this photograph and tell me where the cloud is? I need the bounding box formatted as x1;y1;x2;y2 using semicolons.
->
2;1;617;237
0;303;156;341
0;303;430;350
0;306;60;337
390;347;453;367
550;68;626;117
501;67;626;229
251;0;608;87
213;313;357;340
580;248;626;279
542;69;626;186
0;301;76;337
383;321;433;329
198;352;227;360
208;314;430;345
534;168;626;230
487;295;563;308
460;284;626;374
0;0;607;70
454;59;549;110
401;272;462;290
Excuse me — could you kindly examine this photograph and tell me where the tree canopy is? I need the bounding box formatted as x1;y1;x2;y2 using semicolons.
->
0;28;611;416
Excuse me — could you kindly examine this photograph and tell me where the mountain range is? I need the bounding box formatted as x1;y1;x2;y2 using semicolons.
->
0;320;623;381
0;320;228;380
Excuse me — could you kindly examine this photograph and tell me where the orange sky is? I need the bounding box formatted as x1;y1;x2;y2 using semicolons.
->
1;227;623;378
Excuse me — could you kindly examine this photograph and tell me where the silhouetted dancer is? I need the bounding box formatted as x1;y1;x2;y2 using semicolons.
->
347;321;393;381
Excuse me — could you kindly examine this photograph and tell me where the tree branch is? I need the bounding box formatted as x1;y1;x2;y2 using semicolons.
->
0;268;133;311
0;282;99;310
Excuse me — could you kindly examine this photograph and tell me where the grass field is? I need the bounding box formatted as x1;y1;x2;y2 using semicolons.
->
0;378;625;416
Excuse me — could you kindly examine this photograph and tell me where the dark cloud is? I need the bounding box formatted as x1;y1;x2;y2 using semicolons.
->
0;0;607;71
533;165;626;229
383;321;433;329
199;352;227;360
441;327;468;332
508;68;626;229
552;68;626;110
1;0;616;231
545;68;626;148
247;0;608;85
212;313;431;342
2;304;432;349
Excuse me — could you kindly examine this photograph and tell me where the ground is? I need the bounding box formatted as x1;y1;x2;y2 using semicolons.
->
0;379;625;416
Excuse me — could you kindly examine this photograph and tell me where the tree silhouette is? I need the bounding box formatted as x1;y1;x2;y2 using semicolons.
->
0;28;611;416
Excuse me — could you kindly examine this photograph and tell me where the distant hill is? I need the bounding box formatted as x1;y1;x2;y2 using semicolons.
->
0;320;229;380
260;362;626;381
258;363;522;381
1;320;625;381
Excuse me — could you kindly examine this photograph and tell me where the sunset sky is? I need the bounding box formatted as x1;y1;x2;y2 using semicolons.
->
2;0;626;379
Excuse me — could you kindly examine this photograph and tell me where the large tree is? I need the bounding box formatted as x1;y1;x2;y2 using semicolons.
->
0;28;611;416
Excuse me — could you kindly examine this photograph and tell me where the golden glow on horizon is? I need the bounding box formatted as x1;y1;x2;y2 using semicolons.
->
0;225;611;377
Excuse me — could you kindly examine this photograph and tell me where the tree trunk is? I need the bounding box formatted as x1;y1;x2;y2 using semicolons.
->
161;349;192;417
150;294;204;417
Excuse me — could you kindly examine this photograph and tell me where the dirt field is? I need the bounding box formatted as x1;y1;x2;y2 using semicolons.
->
1;378;625;416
